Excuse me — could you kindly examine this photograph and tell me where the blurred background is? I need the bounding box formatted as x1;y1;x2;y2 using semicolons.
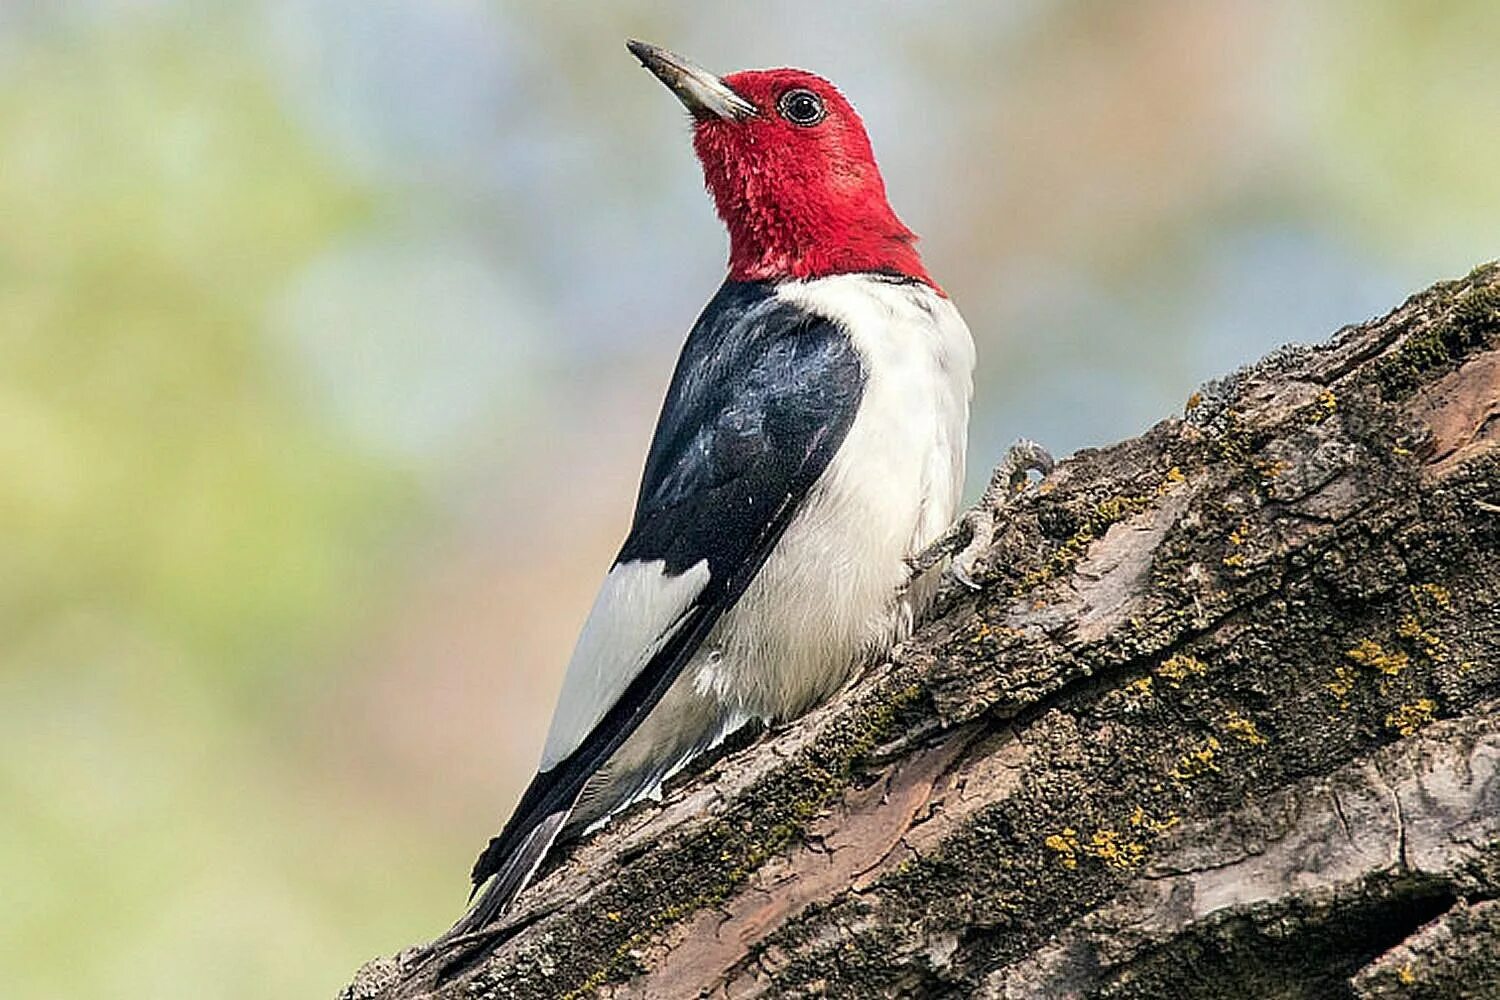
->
2;1;1497;995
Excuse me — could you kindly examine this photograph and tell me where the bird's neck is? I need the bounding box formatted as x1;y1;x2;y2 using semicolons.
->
724;209;933;288
700;153;935;288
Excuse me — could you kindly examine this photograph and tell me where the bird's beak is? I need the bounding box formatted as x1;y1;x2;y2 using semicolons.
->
626;40;758;121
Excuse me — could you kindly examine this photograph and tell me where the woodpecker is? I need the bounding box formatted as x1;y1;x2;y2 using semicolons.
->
449;41;1021;938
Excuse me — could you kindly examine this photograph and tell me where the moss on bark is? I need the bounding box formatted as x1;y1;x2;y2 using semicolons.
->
343;262;1500;1000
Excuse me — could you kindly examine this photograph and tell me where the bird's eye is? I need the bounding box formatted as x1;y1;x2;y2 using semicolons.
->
777;88;826;127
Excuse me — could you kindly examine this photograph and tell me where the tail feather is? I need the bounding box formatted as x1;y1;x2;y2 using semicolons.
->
444;810;567;940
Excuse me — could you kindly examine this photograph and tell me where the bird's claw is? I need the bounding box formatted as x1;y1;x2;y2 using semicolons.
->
946;508;996;590
908;438;1055;591
994;438;1055;489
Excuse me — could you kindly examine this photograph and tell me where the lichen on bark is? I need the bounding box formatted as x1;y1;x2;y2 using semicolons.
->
343;262;1500;1000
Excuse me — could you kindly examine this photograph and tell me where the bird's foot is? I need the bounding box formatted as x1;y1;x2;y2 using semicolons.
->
907;438;1054;590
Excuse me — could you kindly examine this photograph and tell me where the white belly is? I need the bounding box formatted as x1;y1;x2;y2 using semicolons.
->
570;274;975;829
691;274;975;720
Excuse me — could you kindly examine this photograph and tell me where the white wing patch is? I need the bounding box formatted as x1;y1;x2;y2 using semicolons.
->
539;557;711;771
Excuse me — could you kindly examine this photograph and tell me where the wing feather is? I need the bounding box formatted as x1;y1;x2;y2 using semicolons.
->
452;282;865;932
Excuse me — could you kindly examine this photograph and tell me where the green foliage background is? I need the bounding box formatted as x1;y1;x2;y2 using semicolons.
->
1;3;1495;996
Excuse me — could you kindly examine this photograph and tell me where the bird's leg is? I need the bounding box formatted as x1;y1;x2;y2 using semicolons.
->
907;438;1054;590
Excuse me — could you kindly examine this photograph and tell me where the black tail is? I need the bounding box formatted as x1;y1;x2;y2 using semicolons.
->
442;809;568;941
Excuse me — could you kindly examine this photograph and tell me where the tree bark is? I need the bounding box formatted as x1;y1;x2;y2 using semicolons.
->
344;262;1500;1000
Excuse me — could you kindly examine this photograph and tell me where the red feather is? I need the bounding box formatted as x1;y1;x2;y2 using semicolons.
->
692;69;938;292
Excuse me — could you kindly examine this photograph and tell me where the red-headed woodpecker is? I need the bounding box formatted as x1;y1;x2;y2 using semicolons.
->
450;41;991;937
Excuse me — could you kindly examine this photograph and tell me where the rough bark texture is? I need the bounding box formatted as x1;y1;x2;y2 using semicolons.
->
345;263;1500;1000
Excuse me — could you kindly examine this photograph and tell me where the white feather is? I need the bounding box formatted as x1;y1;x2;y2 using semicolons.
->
552;274;974;828
700;275;975;720
539;557;710;770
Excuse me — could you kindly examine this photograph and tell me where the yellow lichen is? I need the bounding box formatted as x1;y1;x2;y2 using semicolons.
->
1049;823;1157;872
1185;391;1203;413
1411;582;1452;609
1314;388;1338;422
1045;827;1079;869
1112;675;1156;713
1346;639;1409;677
1084;829;1147;870
1157;466;1187;495
1095;495;1148;522
1398;962;1416;985
1018;493;1153;592
1171;736;1223;781
1129;805;1181;836
1397;614;1446;659
1157;653;1208;687
1386;699;1438;737
1222;518;1253;567
1224;710;1268;746
1326;665;1357;708
1254;458;1289;482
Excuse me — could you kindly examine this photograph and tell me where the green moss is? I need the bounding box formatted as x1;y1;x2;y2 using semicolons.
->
553;676;932;998
1018;492;1154;592
1451;283;1500;337
1211;410;1256;466
1369;277;1500;401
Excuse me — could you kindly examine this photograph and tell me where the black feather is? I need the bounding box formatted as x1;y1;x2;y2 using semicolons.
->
452;280;865;931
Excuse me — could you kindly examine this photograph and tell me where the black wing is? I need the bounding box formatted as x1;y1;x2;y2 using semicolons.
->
452;282;866;934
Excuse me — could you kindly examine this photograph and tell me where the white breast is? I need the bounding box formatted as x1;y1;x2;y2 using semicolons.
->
693;274;976;720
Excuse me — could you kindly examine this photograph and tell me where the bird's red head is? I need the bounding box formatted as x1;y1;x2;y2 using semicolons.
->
627;42;934;289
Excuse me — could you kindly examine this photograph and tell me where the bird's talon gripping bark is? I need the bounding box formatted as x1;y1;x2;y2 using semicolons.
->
949;559;982;591
911;439;1055;590
994;438;1055;491
947;510;992;589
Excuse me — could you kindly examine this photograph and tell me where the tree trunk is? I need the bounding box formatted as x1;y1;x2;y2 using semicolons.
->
344;262;1500;1000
